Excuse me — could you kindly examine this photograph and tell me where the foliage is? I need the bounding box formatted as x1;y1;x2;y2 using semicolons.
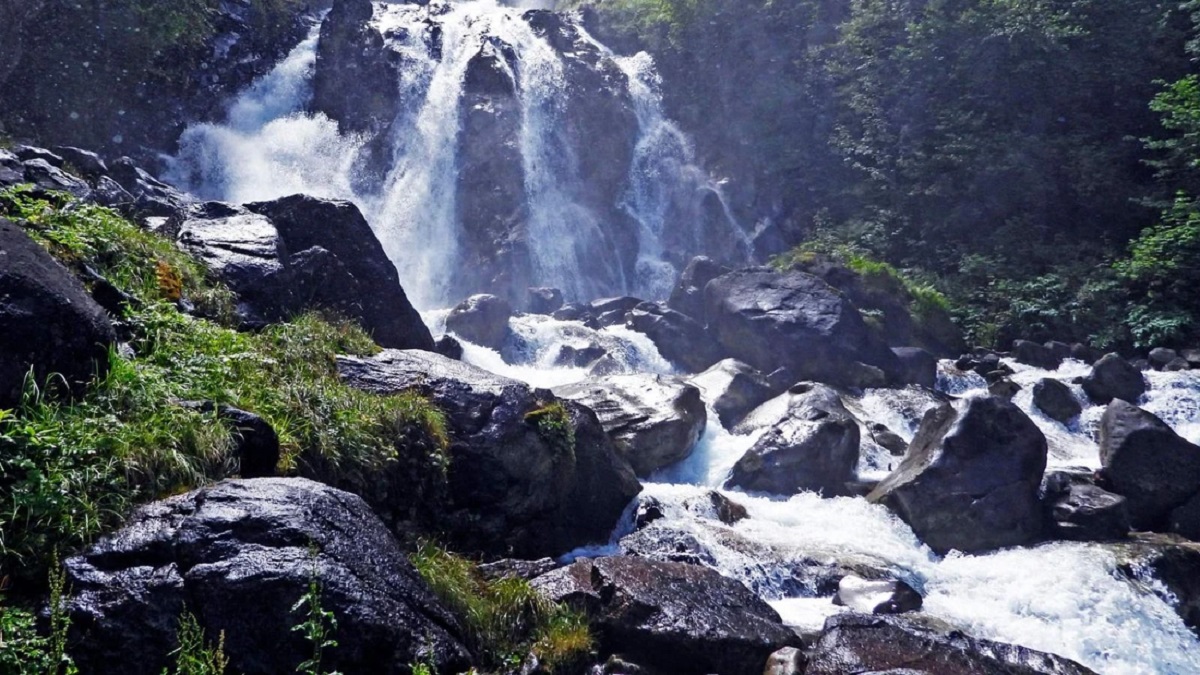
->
524;402;575;459
410;542;593;672
0;559;77;675
292;549;340;675
165;612;228;675
1114;194;1200;346
0;190;449;587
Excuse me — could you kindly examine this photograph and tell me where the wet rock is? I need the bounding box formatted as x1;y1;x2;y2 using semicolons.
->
634;497;666;530
1032;378;1082;423
1082;354;1146;405
988;377;1021;400
532;556;801;675
108;157;187;218
50;145;108;178
705;269;901;388
23;158;92;199
667;255;729;322
554;342;608;368
553;303;591;322
1012;339;1063;370
1170;493;1200;541
1165;357;1192;372
554;374;706;477
591;296;643;316
1113;533;1200;634
686;359;776;428
1099;400;1200;529
337;349;640;558
1071;343;1103;364
1045;340;1073;363
588;353;625;376
477;558;559;582
91;176;135;208
1149;347;1180;370
763;647;805;675
625;301;724;373
1184;348;1200;369
0;218;116;408
868;397;1048;554
527;286;564;314
434;334;464;360
832;575;923;615
12;144;64;166
728;383;860;496
64;478;472;675
445;294;513;349
180;401;281;479
1042;470;1130;541
806;613;1097;675
868;422;908;456
891;346;937;389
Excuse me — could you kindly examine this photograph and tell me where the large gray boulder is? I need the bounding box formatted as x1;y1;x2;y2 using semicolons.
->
1032;378;1082;423
0;218;116;408
64;479;472;675
1099;400;1200;529
1042;470;1130;542
553;373;706;477
687;358;777;428
727;383;860;496
668;255;729;322
337;349;640;557
445;294;513;349
532;556;801;675
1082;354;1146;404
868;397;1048;554
625;301;725;373
704;269;901;388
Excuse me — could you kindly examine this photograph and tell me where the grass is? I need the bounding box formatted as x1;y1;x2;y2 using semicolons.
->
0;187;450;588
524;402;575;460
410;542;593;673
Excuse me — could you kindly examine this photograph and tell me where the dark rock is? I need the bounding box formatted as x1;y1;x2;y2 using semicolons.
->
554;343;608;368
667;255;728;322
1184;348;1200;368
64;478;471;675
728;383;860;496
312;0;399;135
1113;534;1200;635
1170;493;1200;541
553;303;591;322
868;422;909;456
108;157;187;218
1082;354;1146;404
1045;341;1073;363
1132;358;1152;371
1042;470;1130;541
1071;343;1103;363
595;308;630;327
50;145;108;178
337;349;640;557
1165;357;1192;372
532;557;800;675
989;377;1022;400
704;269;901;388
445;294;512;349
91;176;135;208
701;490;749;525
591;296;647;316
687;359;776;428
625;301;724;373
434;334;464;361
0;218;116;408
634;497;666;530
588;353;625;377
1012;339;1062;370
180;401;281;479
832;575;923;615
868;397;1048;554
891;347;937;389
527;286;564;315
1149;347;1180;370
806;613;1096;675
1032;378;1082;423
477;558;559;582
763;647;805;675
1099;400;1200;529
246;194;433;350
22;158;91;199
554;374;706;477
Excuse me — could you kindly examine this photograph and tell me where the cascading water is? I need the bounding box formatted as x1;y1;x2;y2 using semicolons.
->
168;0;746;308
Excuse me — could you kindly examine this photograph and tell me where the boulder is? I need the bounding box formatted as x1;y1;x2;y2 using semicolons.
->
667;255;728;322
0;218;116;408
1165;357;1192;372
444;294;513;349
867;397;1048;554
1042;470;1130;541
337;349;640;557
1012;339;1062;370
625;301;725;373
22;158;91;199
728;383;860;496
554;374;706;477
1184;348;1200;368
553;342;608;368
989;377;1021;400
704;269;901;388
64;479;471;675
806;613;1096;675
532;557;800;675
50;145;108;178
1045;340;1073;363
108;157;187;218
527;286;564;315
1149;347;1180;370
1032;378;1082;423
1099;400;1200;529
1113;534;1200;634
891;347;937;389
1071;343;1103;363
1170;493;1200;541
687;359;776;428
868;422;909;456
1082;354;1146;405
832;575;922;615
763;647;805;675
434;334;464;361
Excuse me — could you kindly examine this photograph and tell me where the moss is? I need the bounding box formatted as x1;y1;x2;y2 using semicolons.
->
524;401;576;459
411;542;593;672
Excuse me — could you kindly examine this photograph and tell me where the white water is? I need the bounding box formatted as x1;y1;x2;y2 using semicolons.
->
168;0;744;308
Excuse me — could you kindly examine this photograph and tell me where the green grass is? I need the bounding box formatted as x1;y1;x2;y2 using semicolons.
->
524;402;575;460
0;188;449;587
411;542;593;673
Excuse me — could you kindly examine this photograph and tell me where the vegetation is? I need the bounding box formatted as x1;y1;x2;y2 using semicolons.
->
0;559;77;675
410;542;593;673
292;550;340;675
166;612;228;675
0;188;449;589
524;402;576;459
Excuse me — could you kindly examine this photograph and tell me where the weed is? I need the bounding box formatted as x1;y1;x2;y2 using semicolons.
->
524;402;575;459
292;548;340;675
165;611;227;675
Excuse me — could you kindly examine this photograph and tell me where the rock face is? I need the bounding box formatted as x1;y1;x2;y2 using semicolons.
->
177;197;433;349
1032;378;1082;423
625;301;725;373
687;359;776;428
532;556;800;675
728;383;860;496
1082;354;1146;404
1099;400;1200;529
445;294;513;349
868;397;1048;554
337;349;640;557
0;218;117;408
704;269;901;388
668;255;729;322
554;374;706;477
64;479;471;675
1042;471;1129;541
806;614;1097;675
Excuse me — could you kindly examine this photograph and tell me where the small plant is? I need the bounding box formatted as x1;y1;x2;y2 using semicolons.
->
292;548;340;675
524;402;575;459
164;611;227;675
0;557;78;675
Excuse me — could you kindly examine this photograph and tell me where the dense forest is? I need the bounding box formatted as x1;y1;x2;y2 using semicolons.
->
576;0;1200;350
